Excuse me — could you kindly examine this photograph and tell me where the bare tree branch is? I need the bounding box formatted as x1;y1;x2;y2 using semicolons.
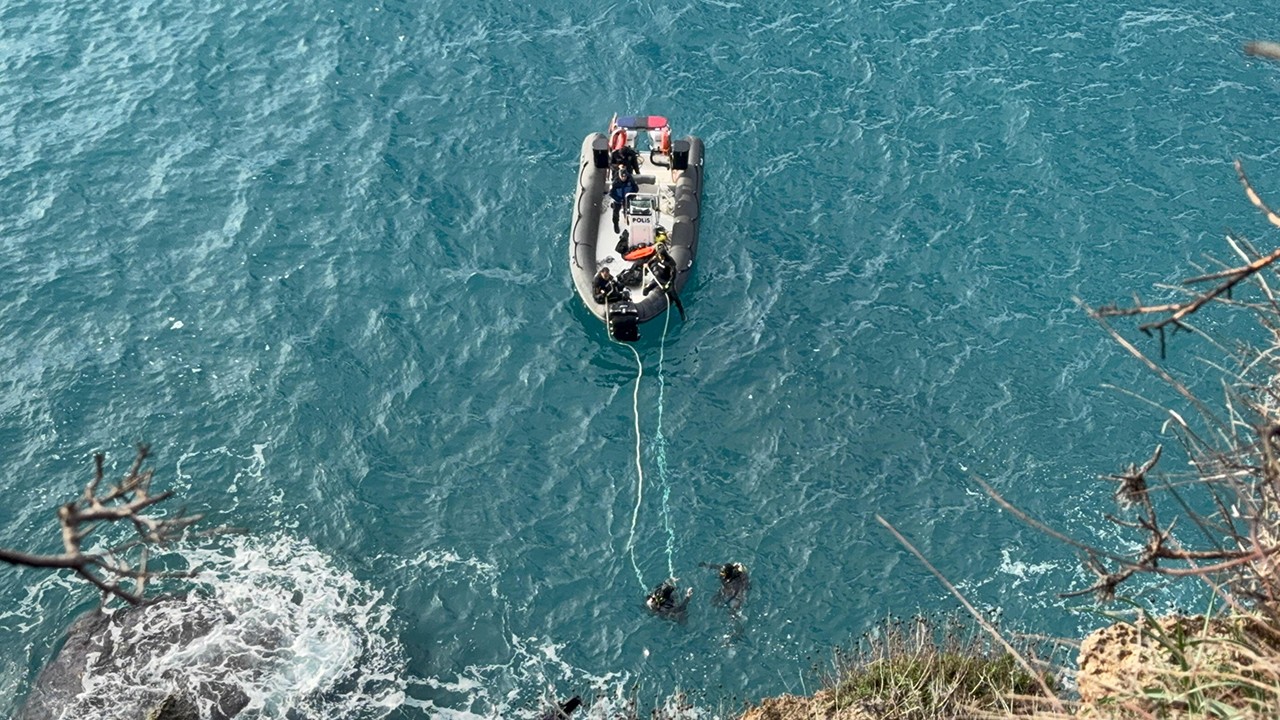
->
0;445;202;606
1090;246;1280;342
876;515;1064;712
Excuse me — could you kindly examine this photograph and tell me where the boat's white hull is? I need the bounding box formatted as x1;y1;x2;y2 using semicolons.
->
569;132;704;337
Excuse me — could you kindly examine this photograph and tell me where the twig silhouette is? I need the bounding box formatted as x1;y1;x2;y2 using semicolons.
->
0;445;202;605
876;514;1064;712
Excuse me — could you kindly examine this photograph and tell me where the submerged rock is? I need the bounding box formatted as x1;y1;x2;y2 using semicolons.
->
144;692;201;720
17;534;407;720
17;596;250;720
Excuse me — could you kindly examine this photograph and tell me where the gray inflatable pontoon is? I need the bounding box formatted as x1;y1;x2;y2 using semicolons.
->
569;114;704;342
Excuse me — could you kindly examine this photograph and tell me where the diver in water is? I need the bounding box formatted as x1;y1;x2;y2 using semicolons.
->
538;696;582;720
700;562;750;614
646;578;693;620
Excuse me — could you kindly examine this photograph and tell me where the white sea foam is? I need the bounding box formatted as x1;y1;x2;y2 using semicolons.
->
50;533;406;720
997;548;1058;586
406;631;712;719
386;547;714;719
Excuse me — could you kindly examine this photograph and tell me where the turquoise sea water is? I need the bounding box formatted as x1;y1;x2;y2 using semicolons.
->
2;0;1279;716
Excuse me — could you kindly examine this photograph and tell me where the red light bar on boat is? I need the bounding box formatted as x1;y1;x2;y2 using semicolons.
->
613;115;669;130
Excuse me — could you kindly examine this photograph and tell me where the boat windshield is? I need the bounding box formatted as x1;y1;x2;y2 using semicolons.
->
627;195;656;215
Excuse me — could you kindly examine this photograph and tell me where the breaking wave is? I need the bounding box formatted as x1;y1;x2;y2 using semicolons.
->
52;533;406;720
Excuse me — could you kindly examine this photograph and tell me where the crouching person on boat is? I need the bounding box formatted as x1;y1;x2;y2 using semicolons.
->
592;266;628;305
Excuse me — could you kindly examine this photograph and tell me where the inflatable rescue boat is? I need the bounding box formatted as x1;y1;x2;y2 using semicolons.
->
569;115;704;341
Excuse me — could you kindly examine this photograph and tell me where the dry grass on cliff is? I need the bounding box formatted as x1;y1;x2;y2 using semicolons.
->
812;615;1057;720
1073;610;1280;718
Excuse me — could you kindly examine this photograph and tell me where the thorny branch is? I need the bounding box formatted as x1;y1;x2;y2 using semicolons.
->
0;445;202;605
1087;161;1280;359
978;442;1280;603
1031;131;1280;603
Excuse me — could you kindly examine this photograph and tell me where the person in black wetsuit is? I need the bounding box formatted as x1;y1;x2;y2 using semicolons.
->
642;244;677;297
646;578;692;621
592;266;627;304
714;562;750;613
611;144;641;177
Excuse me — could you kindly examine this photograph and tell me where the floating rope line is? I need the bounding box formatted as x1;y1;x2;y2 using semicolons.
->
609;281;679;591
619;340;647;591
655;299;677;581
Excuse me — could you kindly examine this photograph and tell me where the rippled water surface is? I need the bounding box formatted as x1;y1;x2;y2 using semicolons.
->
2;0;1279;716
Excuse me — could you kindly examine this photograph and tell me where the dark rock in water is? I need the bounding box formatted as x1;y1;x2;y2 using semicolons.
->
17;595;250;720
146;691;201;720
538;695;583;719
18;609;112;720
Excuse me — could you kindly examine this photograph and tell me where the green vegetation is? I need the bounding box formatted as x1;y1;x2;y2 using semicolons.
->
821;616;1054;719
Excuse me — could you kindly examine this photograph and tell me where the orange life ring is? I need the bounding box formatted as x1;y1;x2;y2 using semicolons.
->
660;127;671;154
610;129;627;151
623;245;656;261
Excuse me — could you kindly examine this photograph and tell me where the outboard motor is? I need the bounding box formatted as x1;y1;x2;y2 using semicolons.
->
607;300;640;342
